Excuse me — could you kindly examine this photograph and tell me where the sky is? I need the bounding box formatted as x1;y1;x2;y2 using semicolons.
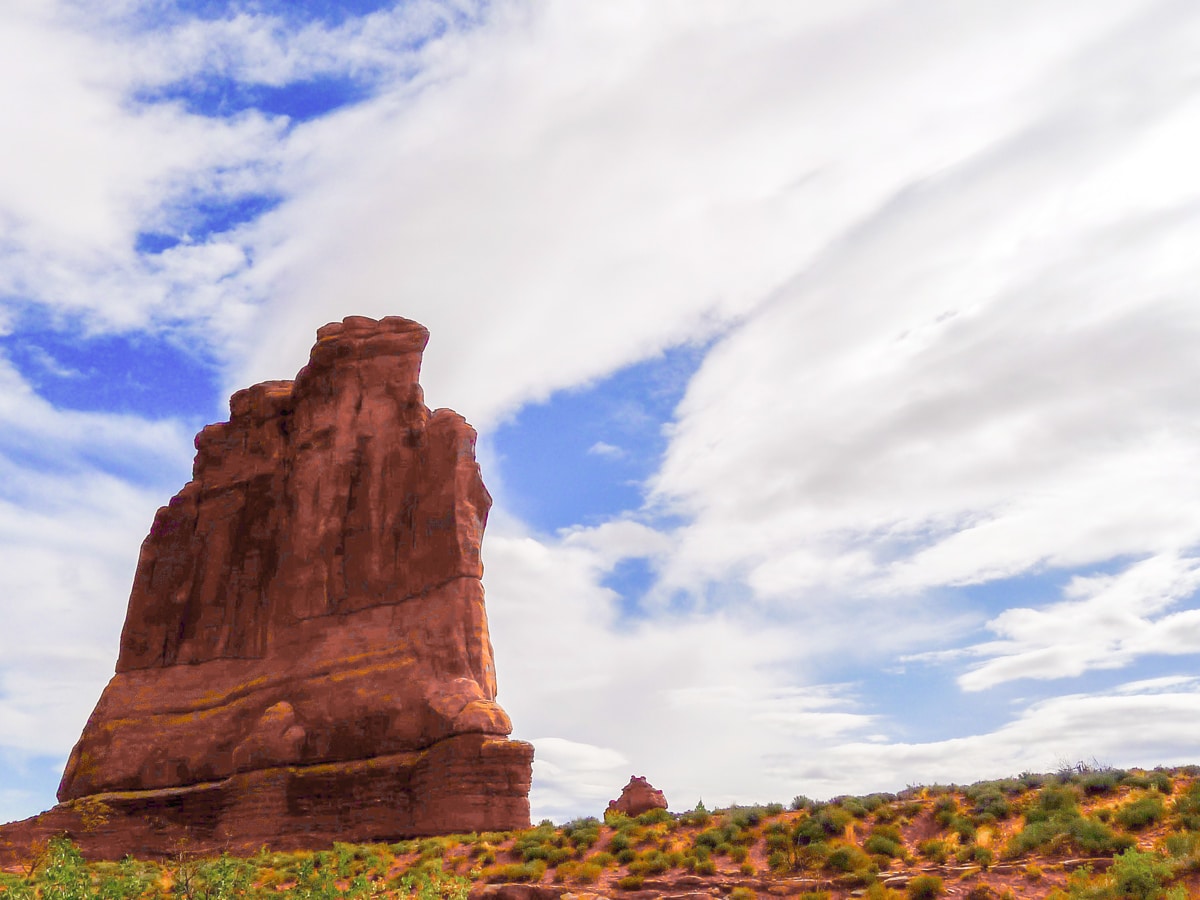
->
2;0;1200;827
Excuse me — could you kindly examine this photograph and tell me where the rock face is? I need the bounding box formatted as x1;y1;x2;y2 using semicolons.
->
607;776;668;817
0;316;533;863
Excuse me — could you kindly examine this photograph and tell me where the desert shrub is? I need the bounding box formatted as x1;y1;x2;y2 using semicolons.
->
1164;831;1200;858
932;796;958;826
767;849;790;871
917;840;948;864
966;786;1011;822
818;806;854;835
615;848;636;864
765;829;791;853
1079;770;1123;795
841;798;870;819
949;815;977;842
397;863;472;900
825;843;873;873
863;833;904;859
562;816;602;850
729;889;756;900
968;845;994;869
1116;795;1166;831
765;802;786;816
586;850;615;867
791;795;814;811
793;817;827;846
635;808;673;826
485;860;547;883
628;850;670;875
964;887;997;900
608;832;632;853
799;893;831;900
740;860;756;875
729;845;748;863
604;809;633;828
1024;863;1043;881
1038;784;1080;814
1174;782;1200;830
730;806;766;828
874;804;898;824
1109;848;1172;900
1014;809;1130;857
616;873;644;890
680;801;712;828
1150;770;1174;794
1071;816;1135;854
907;874;944;899
694;858;716;876
573;862;601;883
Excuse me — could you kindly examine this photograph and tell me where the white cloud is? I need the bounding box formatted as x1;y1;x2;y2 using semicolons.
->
946;555;1200;691
786;680;1200;798
587;441;624;460
0;1;283;345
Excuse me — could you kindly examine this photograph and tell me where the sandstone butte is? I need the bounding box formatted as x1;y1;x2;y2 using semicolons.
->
0;315;534;864
606;776;668;818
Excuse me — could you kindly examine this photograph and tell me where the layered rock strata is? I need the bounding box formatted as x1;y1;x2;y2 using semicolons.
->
0;316;533;863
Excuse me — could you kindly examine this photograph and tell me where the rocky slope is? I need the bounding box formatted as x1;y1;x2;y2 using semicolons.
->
4;765;1199;899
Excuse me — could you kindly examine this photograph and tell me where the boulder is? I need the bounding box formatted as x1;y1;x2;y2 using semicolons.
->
607;776;668;817
0;315;533;863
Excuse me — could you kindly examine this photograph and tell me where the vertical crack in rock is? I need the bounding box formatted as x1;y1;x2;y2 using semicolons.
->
0;315;533;862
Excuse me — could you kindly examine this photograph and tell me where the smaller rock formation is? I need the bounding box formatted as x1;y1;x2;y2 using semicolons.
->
607;776;668;817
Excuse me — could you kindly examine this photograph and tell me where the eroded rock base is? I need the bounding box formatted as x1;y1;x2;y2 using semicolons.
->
0;734;532;864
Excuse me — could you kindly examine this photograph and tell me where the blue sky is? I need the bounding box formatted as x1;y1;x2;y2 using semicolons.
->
3;0;1200;827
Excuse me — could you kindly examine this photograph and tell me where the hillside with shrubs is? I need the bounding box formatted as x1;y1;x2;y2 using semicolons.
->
4;764;1200;899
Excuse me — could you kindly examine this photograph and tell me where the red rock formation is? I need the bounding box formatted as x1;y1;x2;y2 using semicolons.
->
607;776;668;817
0;316;532;863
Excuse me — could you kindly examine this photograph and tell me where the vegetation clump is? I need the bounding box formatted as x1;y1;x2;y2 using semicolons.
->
6;765;1200;899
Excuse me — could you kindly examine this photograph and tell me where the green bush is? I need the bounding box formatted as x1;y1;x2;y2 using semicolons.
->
1175;783;1200;830
635;808;673;825
1150;771;1174;795
563;817;602;849
965;786;1011;821
1038;784;1080;813
907;874;944;899
1079;770;1123;795
917;839;947;864
730;806;766;828
616;873;644;890
680;801;711;827
608;832;632;853
863;834;904;858
1109;848;1172;900
1116;795;1166;831
824;843;873;873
